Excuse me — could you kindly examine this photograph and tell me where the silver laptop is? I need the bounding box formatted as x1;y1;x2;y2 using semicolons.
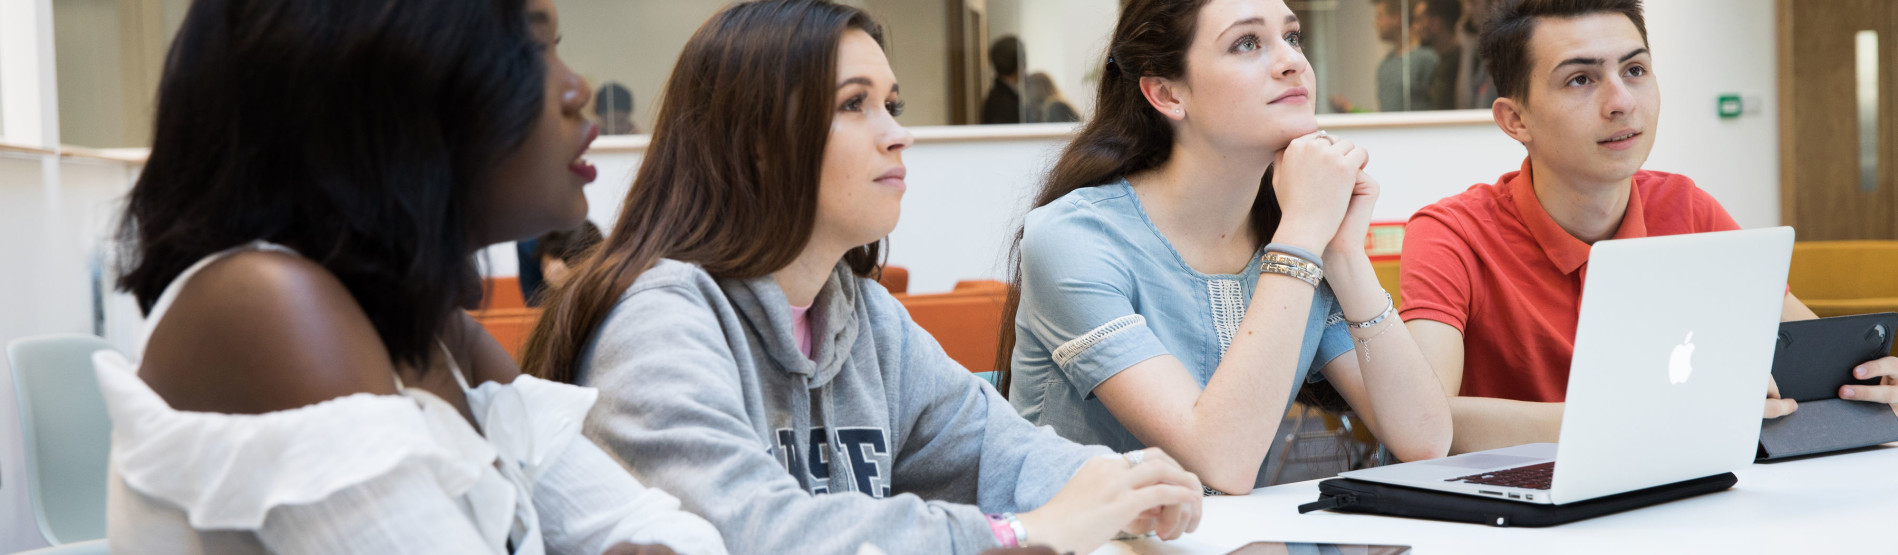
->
1339;226;1794;505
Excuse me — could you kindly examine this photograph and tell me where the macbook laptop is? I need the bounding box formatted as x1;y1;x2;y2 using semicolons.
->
1339;226;1794;505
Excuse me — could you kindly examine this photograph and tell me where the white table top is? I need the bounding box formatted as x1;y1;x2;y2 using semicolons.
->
1095;443;1898;554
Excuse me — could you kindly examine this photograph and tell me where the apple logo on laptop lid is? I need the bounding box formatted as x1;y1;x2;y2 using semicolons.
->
1669;332;1696;384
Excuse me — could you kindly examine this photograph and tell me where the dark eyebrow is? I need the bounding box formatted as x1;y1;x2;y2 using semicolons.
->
1286;14;1300;26
1553;56;1605;72
1553;47;1648;74
1220;17;1265;39
528;10;551;26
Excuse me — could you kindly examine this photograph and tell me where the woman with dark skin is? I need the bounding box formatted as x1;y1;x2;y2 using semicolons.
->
97;0;722;552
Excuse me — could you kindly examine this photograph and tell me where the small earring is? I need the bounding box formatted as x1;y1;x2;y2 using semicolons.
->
1174;108;1183;116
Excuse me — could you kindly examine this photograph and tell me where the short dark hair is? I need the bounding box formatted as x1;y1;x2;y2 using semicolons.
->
594;82;634;117
117;0;545;369
1421;0;1464;25
1480;0;1648;101
990;35;1023;77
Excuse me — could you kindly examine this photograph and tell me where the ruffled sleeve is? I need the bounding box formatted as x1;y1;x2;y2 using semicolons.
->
465;374;595;484
467;375;729;555
92;350;497;531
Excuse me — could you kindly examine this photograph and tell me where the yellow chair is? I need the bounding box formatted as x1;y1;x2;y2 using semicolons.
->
1372;258;1403;310
1788;241;1898;318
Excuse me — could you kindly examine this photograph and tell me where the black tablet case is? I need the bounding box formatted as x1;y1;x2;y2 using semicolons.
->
1296;473;1737;528
1757;313;1898;460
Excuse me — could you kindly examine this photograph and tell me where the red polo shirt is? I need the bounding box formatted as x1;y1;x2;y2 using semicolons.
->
1399;158;1742;402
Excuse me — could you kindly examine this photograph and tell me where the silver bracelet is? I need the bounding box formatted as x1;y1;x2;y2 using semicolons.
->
1264;242;1324;271
1261;253;1323;288
1347;292;1396;329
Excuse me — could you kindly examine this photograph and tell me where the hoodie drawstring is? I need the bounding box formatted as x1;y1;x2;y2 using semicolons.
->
787;374;850;496
820;380;844;495
791;374;815;486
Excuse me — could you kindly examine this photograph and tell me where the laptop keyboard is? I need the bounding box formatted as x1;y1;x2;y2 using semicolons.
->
1447;462;1555;490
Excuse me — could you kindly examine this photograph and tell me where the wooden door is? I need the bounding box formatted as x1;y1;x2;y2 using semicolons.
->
1780;0;1898;240
945;0;987;125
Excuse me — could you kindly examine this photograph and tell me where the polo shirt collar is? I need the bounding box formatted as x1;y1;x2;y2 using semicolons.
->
1507;158;1649;275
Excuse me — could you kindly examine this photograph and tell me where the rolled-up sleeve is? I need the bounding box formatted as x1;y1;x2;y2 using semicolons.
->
1017;201;1170;398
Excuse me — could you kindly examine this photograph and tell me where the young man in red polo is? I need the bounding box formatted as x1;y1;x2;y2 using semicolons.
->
1398;0;1898;454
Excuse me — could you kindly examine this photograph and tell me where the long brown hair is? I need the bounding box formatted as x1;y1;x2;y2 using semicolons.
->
524;0;883;383
995;0;1285;395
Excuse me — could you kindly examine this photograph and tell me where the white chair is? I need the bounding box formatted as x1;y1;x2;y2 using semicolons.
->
10;539;108;555
7;335;116;549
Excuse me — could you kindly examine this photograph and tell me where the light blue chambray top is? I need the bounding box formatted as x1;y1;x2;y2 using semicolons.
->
1008;179;1354;489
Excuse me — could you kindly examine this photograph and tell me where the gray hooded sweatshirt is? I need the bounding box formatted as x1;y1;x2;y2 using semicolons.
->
576;259;1109;554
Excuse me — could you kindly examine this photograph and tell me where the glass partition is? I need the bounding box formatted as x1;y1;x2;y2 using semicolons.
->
44;0;1498;148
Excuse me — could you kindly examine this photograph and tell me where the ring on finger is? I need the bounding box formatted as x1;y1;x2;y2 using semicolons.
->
1122;450;1145;466
1315;130;1337;145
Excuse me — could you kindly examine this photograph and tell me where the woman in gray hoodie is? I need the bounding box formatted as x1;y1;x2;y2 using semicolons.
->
522;1;1205;554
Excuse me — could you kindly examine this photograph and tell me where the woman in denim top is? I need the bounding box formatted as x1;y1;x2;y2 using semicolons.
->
1002;0;1453;495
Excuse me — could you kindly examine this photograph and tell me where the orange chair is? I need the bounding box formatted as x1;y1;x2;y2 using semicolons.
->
471;277;537;361
470;307;541;361
895;280;1008;374
480;277;529;310
878;266;910;295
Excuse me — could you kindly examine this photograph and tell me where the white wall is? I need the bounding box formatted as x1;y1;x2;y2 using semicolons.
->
3;0;61;149
1641;0;1781;228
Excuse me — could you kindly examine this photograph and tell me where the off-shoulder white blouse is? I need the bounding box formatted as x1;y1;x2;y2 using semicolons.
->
93;241;726;554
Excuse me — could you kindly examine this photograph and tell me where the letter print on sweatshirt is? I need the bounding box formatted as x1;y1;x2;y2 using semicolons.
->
774;426;892;497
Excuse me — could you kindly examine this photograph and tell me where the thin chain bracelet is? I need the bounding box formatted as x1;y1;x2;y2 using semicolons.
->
1353;317;1398;362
